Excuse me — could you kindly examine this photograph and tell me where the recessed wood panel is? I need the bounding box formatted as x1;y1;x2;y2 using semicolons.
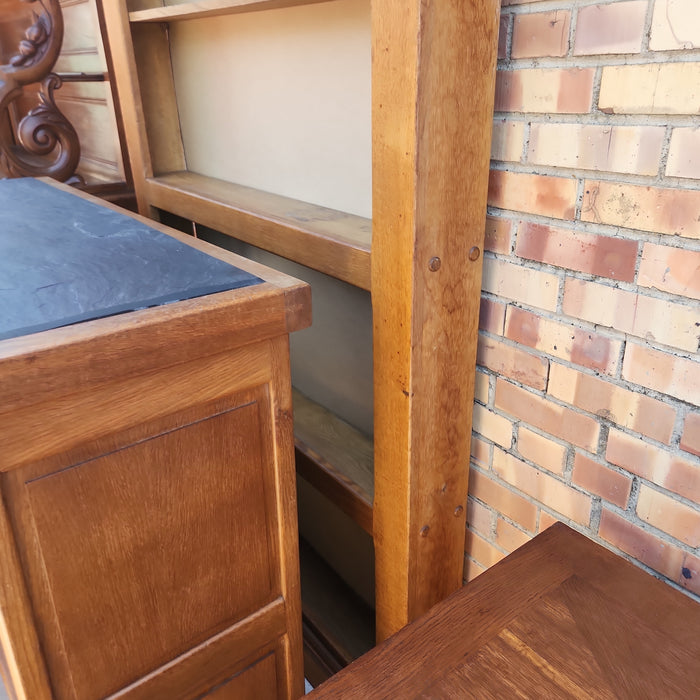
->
22;398;278;699
202;652;277;699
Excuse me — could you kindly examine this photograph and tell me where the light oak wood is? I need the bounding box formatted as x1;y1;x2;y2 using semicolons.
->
308;524;700;698
129;0;338;23
146;172;371;289
0;181;309;700
371;0;500;641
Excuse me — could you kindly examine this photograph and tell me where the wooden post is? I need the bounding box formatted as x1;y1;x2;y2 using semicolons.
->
372;0;500;641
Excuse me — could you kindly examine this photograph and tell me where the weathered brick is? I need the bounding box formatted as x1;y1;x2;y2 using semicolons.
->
622;343;700;405
563;278;700;352
638;243;700;301
606;428;700;502
465;530;506;569
479;297;506;335
471;435;491;470
637;485;700;547
463;556;486;583
501;0;533;5
548;364;676;444
517;426;567;475
680;552;700;596
527;123;664;176
469;468;539;532
482;257;560;311
498;13;509;60
495;68;594;114
493;448;592;525
472;403;513;449
506;306;621;374
489;170;577;220
512;10;570;59
681;413;700;457
491;119;525;162
477;334;550;390
650;0;700;51
572;452;632;509
599;63;700;115
495;378;600;452
515;221;638;281
582;181;700;240
467;496;493;538
599;508;686;582
538;510;560;532
666;127;700;179
574;1;647;55
474;370;490;405
484;215;512;255
495;517;532;552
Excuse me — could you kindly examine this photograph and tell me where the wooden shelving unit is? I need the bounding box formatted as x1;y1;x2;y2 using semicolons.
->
103;0;499;662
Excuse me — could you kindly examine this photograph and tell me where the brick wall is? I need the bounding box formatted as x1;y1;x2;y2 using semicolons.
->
466;0;700;601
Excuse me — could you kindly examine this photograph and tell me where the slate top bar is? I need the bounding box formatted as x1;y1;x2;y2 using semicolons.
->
0;179;262;341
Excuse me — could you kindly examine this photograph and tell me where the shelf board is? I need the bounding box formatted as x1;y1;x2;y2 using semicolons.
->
145;172;371;290
129;0;339;24
299;537;375;685
293;389;373;535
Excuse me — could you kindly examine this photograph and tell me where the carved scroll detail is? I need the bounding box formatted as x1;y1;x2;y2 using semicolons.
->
0;0;81;182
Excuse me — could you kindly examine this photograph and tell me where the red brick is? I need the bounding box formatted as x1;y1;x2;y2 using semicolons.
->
482;258;560;311
666;127;700;179
495;379;600;452
469;468;538;532
495;68;594;114
582;181;700;240
477;334;549;391
572;452;632;509
512;10;570;59
637;485;700;547
472;403;513;449
680;552;700;596
505;306;621;374
563;278;699;353
470;435;491;470
599;508;686;582
599;63;700;115
574;1;647;55
467;496;493;538
650;0;700;52
488;170;577;220
495;517;532;552
517;426;567;475
606;429;700;503
527;123;664;177
463;556;486;583
493;448;592;525
479;297;506;335
638;243;700;301
498;13;509;60
474;370;490;405
465;530;506;569
538;510;560;532
548;364;675;444
622;343;700;405
515;221;638;281
484;215;512;255
681;413;700;458
491;119;525;163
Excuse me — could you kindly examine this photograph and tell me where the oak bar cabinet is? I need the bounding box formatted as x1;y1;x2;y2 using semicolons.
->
0;179;310;700
101;0;499;658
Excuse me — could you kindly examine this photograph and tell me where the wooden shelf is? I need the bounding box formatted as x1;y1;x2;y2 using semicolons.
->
145;172;371;290
293;389;373;535
129;0;339;24
299;538;375;686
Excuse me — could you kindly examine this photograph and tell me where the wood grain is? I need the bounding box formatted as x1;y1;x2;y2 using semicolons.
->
371;0;500;640
308;524;700;698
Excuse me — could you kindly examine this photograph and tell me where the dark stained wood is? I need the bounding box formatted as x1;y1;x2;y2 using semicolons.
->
0;180;309;700
308;523;700;699
293;390;373;535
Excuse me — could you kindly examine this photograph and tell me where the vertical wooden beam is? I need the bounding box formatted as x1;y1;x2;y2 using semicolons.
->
372;0;500;641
